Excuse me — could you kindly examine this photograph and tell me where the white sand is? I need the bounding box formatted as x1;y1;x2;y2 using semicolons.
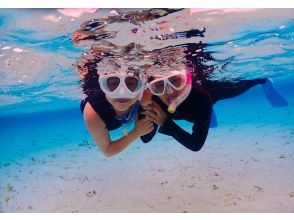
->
0;123;293;213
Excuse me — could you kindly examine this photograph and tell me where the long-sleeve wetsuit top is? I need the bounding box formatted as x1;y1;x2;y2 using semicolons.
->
153;85;213;152
80;92;157;143
152;78;266;151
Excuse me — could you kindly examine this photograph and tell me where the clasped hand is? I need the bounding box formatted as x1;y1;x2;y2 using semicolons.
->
142;101;167;126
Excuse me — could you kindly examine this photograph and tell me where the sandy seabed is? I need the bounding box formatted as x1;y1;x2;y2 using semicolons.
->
0;122;293;213
0;7;293;213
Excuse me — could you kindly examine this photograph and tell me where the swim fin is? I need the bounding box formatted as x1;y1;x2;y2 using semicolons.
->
210;109;218;128
261;78;288;108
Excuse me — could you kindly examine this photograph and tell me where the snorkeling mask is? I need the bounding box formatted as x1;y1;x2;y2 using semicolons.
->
99;73;146;99
147;70;192;113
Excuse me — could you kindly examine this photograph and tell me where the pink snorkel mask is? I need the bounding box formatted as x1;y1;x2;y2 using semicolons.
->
167;70;192;113
147;69;192;113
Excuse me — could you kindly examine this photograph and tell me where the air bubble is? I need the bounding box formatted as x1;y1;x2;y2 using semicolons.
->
131;28;138;33
110;10;119;15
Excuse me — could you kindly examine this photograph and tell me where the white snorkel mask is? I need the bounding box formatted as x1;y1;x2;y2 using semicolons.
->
98;73;146;99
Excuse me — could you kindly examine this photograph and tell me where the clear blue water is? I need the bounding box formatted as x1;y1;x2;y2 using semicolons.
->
0;9;293;166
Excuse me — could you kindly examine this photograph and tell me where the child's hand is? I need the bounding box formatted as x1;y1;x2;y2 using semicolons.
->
140;89;153;108
144;101;167;126
134;118;154;136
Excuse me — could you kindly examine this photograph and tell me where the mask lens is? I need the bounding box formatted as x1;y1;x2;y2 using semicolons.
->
106;77;120;92
168;74;185;89
125;76;139;92
150;80;165;95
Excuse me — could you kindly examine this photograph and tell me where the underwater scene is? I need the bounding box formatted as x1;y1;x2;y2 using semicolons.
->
0;8;293;212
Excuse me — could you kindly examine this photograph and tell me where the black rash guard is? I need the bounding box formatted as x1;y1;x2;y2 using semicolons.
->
80;92;157;143
154;85;213;152
153;78;266;151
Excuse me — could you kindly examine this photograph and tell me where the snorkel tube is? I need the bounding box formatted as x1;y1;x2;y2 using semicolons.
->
167;71;192;113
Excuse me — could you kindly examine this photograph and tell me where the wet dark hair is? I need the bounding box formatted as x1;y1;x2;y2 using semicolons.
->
74;9;224;97
77;42;218;97
76;55;102;97
183;42;216;82
145;41;216;83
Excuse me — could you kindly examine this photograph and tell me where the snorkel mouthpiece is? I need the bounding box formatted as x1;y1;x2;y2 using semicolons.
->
167;105;176;113
167;71;192;113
